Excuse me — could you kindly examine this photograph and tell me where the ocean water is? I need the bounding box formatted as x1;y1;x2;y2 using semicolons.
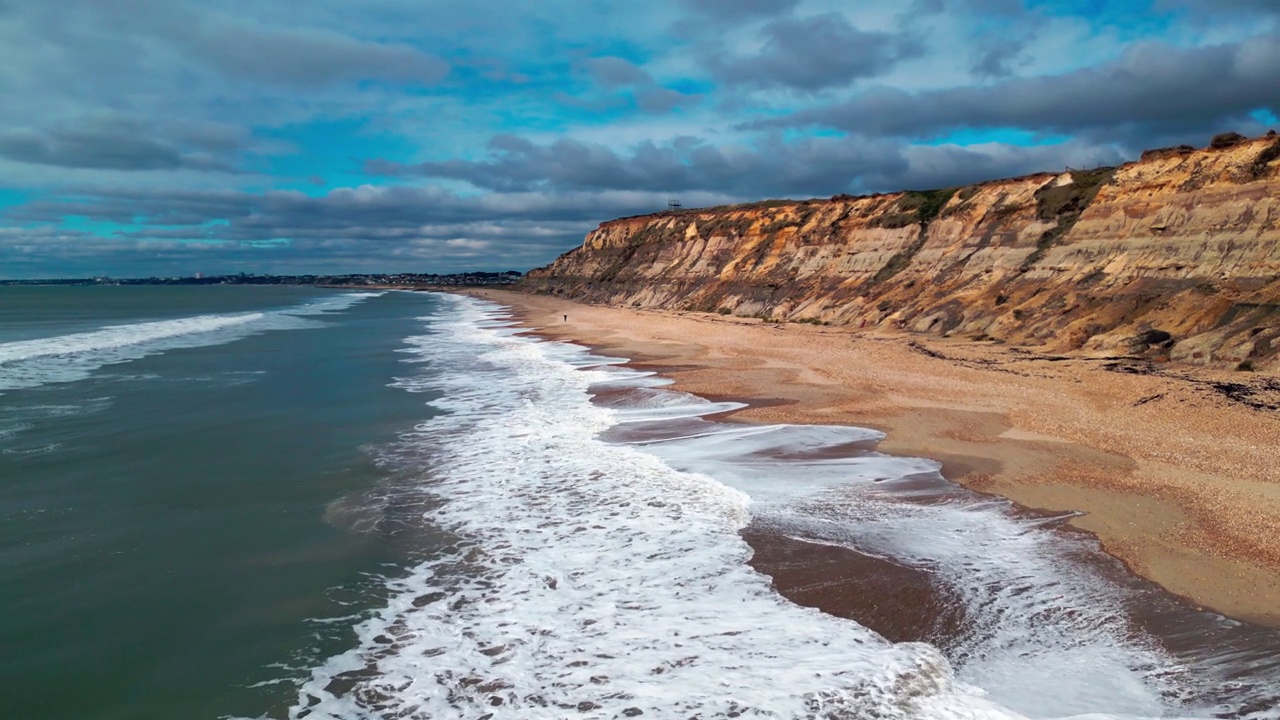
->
3;288;1280;720
0;286;441;719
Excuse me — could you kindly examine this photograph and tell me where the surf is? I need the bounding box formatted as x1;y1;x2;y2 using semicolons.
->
0;291;382;391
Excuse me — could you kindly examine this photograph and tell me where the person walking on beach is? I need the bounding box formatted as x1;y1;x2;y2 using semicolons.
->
563;314;568;322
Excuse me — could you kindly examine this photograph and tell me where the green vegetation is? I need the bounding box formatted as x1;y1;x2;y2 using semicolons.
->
911;187;958;224
1250;138;1280;179
698;214;754;238
759;218;800;234
1020;166;1117;270
1210;131;1247;149
874;187;957;229
866;187;959;286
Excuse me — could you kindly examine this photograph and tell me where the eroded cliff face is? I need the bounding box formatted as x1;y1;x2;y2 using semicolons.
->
520;135;1280;370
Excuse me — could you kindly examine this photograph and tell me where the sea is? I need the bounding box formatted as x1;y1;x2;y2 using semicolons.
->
2;285;1280;720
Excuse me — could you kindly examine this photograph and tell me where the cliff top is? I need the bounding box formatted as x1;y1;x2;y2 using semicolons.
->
604;131;1280;228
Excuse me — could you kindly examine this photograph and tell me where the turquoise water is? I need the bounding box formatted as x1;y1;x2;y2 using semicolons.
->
0;286;442;719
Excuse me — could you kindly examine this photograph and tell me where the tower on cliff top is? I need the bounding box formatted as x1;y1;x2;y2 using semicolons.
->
667;198;682;211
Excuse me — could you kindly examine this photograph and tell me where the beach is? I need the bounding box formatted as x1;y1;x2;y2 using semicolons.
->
469;288;1280;629
9;285;1279;718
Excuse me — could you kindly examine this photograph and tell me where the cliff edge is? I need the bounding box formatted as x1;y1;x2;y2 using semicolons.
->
520;134;1280;371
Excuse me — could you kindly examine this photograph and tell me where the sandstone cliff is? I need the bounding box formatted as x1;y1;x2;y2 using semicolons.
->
520;135;1280;371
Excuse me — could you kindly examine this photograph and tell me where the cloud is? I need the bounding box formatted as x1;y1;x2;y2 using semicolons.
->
1;0;1277;279
2;127;1130;279
1153;0;1280;16
757;32;1280;140
579;56;702;114
0;129;189;171
7;183;731;248
185;20;450;87
368;133;899;195
899;0;1039;79
682;0;801;21
707;13;922;90
1;181;746;278
0;0;449;103
0;116;247;172
970;36;1030;78
585;57;652;87
368;131;1126;198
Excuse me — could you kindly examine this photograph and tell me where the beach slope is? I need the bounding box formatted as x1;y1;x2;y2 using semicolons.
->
468;288;1280;628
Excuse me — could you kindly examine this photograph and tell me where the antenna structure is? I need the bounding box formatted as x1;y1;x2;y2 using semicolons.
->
667;198;682;211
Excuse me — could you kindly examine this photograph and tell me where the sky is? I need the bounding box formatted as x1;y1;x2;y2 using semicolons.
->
0;0;1278;279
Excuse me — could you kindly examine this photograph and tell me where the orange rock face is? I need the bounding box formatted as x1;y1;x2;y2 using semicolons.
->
520;136;1280;370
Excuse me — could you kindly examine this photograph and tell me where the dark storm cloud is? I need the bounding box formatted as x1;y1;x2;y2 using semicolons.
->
757;32;1280;139
707;13;922;90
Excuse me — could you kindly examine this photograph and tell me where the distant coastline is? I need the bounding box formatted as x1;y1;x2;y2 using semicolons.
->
0;270;523;288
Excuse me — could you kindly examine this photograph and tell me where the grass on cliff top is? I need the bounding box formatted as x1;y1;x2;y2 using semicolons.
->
1020;166;1117;270
1251;137;1280;179
873;187;958;229
1034;166;1115;221
866;187;959;285
609;197;814;223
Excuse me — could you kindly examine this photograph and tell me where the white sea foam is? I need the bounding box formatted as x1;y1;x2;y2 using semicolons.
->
0;292;381;391
271;294;1262;720
597;382;1243;717
605;382;1280;717
0;420;32;440
0;397;115;447
2;442;62;456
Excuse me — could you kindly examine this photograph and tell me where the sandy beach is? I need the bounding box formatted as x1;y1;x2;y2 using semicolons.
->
463;288;1280;629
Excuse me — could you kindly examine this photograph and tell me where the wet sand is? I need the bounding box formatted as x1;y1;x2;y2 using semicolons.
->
460;289;1280;629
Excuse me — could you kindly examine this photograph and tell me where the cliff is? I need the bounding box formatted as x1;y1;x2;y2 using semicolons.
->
519;134;1280;371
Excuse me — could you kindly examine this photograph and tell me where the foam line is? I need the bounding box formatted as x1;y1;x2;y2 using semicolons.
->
272;294;1252;720
0;292;380;391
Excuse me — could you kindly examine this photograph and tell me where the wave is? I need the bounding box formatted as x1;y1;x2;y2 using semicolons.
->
0;292;381;391
263;294;1280;720
276;294;1018;720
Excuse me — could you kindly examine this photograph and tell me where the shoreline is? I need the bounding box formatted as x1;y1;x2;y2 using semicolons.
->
461;288;1280;629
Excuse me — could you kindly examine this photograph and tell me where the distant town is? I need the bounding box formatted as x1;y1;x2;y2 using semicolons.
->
0;271;523;287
